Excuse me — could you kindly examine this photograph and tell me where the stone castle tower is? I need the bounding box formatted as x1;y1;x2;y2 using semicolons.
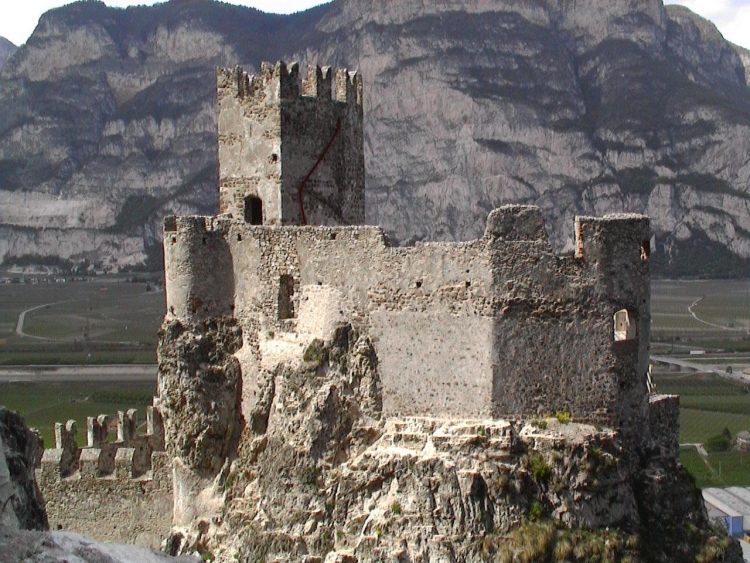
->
217;61;364;227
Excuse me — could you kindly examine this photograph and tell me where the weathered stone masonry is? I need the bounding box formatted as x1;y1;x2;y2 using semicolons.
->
217;62;364;227
164;208;653;432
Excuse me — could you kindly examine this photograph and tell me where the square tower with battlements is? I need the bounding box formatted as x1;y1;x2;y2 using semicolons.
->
217;61;364;227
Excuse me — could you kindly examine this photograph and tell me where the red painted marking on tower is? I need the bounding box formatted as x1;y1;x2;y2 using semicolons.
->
298;117;342;225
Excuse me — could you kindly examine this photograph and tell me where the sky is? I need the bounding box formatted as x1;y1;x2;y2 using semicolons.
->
663;0;750;49
0;0;749;49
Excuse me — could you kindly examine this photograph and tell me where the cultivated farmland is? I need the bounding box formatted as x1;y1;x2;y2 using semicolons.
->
651;279;750;352
0;276;164;365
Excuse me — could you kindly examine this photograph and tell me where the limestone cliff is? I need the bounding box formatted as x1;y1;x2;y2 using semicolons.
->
292;0;750;276
1;0;750;275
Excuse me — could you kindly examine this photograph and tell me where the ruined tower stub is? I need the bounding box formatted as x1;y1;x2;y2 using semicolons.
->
217;61;365;227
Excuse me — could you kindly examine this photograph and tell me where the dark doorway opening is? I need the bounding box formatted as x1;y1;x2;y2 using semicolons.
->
244;195;263;225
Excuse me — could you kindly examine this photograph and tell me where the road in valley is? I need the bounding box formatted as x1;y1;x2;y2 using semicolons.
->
0;364;157;383
650;355;748;384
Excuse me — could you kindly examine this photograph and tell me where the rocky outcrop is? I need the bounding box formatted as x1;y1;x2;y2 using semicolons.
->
0;408;47;532
157;317;244;478
156;316;245;529
158;324;739;563
1;0;750;275
0;529;200;563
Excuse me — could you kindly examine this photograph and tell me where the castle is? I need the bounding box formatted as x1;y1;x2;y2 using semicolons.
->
36;62;680;556
166;61;652;436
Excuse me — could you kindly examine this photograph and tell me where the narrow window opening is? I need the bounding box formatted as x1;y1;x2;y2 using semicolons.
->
641;239;651;260
575;219;584;259
614;309;637;342
415;280;423;289
278;275;295;320
244;195;263;225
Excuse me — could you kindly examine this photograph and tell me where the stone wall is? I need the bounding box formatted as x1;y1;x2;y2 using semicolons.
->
217;62;364;227
36;407;172;549
163;205;651;434
648;394;680;460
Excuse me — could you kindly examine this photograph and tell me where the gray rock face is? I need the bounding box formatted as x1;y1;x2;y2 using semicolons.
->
293;0;750;276
0;529;200;563
0;38;15;74
0;1;321;271
0;408;47;532
1;0;750;275
157;317;244;477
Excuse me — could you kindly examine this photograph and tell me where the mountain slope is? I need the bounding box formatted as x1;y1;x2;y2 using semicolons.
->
0;37;16;74
1;0;749;275
0;0;323;269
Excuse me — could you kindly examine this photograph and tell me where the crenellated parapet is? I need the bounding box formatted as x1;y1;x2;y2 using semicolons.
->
37;405;173;549
218;61;362;107
301;64;332;99
38;405;167;482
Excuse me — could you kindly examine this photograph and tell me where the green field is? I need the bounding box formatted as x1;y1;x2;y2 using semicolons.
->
680;446;750;488
655;371;750;488
0;277;164;365
680;409;750;444
1;380;157;447
655;372;750;444
0;277;162;447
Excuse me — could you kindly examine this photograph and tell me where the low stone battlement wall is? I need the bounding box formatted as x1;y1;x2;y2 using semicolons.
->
39;405;164;480
36;405;173;548
648;394;680;460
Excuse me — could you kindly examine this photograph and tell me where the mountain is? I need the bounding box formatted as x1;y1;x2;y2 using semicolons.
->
0;0;324;270
0;37;16;74
1;0;749;275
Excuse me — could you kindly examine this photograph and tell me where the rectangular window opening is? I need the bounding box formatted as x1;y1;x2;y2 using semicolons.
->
614;309;637;342
278;274;295;320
